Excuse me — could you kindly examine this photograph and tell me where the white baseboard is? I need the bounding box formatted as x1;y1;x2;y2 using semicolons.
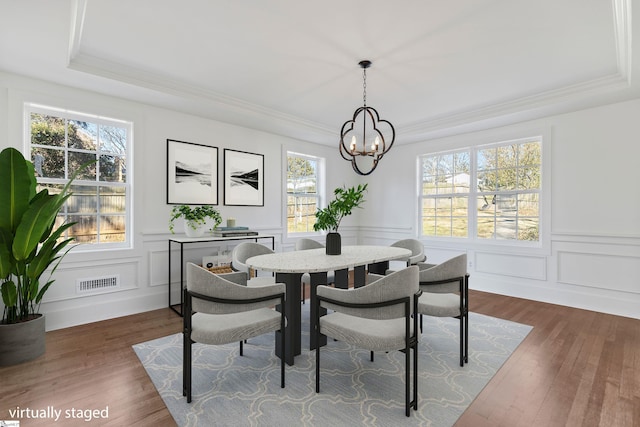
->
42;290;169;331
473;274;640;320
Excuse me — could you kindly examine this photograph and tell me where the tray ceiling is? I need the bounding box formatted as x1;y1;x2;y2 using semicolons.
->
1;0;638;145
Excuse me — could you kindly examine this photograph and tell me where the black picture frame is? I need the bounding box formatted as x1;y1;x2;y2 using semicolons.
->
223;149;264;206
166;139;218;205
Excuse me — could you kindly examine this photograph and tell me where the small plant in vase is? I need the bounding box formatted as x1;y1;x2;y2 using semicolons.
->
313;183;368;255
169;205;222;237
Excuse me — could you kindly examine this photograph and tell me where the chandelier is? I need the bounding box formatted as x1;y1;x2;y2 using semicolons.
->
339;60;395;176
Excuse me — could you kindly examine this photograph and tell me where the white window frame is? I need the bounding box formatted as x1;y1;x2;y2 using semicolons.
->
285;151;324;237
25;103;133;250
419;135;545;248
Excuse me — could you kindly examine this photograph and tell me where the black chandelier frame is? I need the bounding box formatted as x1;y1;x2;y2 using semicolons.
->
339;60;395;176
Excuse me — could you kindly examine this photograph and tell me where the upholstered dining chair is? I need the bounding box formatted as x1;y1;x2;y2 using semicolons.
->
391;238;427;266
182;263;286;403
417;254;469;367
314;266;421;417
370;238;427;275
231;242;276;286
295;238;335;303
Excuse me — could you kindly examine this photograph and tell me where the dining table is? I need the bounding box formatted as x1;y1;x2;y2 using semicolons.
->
245;245;412;365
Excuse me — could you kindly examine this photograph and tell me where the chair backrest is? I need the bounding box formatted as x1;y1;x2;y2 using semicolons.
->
186;263;281;314
295;238;325;251
231;242;274;273
418;254;467;293
319;266;419;320
390;239;426;265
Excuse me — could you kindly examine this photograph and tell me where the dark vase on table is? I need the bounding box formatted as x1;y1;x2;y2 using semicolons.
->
326;232;341;255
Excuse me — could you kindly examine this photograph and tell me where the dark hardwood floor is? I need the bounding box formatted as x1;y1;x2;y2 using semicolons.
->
1;289;638;426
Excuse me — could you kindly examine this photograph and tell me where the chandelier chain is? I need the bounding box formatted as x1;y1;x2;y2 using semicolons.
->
362;67;367;106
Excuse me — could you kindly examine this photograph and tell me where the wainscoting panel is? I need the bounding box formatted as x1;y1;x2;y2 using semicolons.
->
42;258;140;303
557;251;640;294
475;251;547;281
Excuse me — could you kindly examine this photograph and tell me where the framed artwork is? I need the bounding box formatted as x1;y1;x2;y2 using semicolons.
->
166;139;218;205
224;149;264;206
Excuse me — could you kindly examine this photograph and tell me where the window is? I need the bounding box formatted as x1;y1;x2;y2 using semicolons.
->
286;152;321;234
420;137;542;243
27;103;132;248
420;151;471;238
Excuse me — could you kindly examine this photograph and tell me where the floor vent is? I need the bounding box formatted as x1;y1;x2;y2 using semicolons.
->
77;275;119;293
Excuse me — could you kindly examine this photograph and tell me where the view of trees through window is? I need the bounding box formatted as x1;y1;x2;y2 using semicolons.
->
420;138;541;242
421;151;471;238
28;106;130;245
287;153;320;233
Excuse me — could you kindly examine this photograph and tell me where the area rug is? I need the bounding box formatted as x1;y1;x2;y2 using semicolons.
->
133;307;532;427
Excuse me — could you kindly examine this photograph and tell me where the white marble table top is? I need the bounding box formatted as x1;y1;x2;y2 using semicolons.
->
245;245;411;274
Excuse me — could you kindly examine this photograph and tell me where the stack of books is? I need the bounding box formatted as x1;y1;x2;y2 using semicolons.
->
212;226;258;237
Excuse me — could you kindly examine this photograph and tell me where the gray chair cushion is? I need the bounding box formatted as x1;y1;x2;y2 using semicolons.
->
191;308;281;345
418;293;460;317
320;312;415;351
246;276;277;287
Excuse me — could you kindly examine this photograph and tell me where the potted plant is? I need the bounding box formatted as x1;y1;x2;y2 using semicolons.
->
313;183;368;255
169;205;222;237
0;147;78;366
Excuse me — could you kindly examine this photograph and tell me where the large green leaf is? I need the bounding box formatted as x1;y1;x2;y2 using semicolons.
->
1;280;17;307
26;223;74;281
0;148;36;233
0;228;14;279
12;192;71;261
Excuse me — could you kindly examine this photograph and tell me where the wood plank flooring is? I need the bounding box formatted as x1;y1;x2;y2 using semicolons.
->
1;290;638;426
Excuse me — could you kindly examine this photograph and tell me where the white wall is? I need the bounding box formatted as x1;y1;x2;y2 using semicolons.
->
361;99;640;319
0;71;355;330
2;70;639;330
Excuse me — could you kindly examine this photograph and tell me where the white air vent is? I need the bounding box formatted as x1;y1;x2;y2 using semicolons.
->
76;275;120;294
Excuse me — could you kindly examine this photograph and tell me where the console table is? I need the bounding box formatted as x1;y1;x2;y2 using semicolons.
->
168;234;275;316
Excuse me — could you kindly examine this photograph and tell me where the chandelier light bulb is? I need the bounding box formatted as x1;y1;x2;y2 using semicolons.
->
371;136;380;152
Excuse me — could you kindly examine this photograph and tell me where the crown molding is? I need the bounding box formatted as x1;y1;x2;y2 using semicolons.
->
67;0;636;146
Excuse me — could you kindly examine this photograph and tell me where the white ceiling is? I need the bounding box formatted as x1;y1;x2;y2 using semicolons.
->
1;0;639;145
